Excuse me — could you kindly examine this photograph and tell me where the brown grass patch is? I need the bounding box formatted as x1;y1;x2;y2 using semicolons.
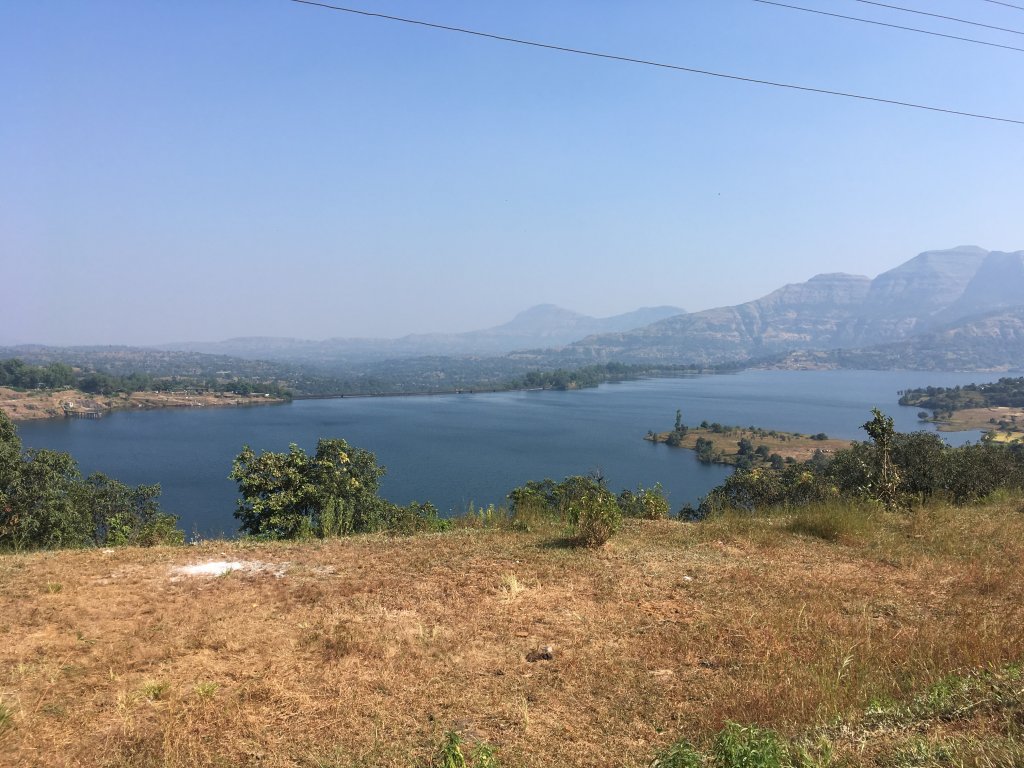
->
2;495;1023;767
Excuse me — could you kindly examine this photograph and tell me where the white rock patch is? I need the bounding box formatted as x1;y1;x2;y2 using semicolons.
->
170;560;287;580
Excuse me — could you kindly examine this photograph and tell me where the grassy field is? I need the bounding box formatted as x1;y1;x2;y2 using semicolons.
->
1;495;1023;767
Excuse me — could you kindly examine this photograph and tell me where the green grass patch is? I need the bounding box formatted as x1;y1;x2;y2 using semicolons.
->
785;502;875;543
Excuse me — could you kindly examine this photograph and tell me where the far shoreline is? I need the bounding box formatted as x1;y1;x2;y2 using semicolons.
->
0;387;289;422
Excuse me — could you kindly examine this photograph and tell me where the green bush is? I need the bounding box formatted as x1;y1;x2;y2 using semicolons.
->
618;483;670;520
697;410;1024;518
713;722;789;768
563;479;621;547
651;738;702;768
382;501;450;535
432;731;500;768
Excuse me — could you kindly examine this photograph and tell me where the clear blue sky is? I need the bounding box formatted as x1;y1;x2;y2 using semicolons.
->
3;0;1022;345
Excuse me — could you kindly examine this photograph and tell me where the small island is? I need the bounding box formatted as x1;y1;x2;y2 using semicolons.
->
899;377;1024;443
646;411;851;468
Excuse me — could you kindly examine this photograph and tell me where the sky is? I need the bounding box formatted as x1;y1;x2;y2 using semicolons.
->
2;0;1022;345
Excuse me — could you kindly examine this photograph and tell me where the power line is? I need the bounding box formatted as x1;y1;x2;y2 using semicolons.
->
848;0;1024;35
288;0;1024;126
975;0;1024;10
754;0;1024;52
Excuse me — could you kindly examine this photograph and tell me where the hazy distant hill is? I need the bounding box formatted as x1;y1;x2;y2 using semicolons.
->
529;247;1024;367
768;307;1024;372
160;304;686;364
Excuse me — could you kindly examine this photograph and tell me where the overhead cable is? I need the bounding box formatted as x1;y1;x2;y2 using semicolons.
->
975;0;1024;10
754;0;1024;52
848;0;1024;35
288;0;1024;126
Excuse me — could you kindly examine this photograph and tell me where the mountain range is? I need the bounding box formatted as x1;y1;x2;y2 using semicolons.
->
514;246;1024;369
159;305;686;364
11;247;1024;380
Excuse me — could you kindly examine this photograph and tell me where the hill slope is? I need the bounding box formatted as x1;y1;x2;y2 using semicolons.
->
2;499;1022;767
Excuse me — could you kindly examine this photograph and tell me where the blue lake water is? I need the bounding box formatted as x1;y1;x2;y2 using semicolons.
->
15;370;986;537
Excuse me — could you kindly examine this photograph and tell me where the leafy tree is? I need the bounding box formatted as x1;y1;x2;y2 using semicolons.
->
3;448;87;549
0;411;180;550
229;438;388;539
79;473;183;547
891;431;947;501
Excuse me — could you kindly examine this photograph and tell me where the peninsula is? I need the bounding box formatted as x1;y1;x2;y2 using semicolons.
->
646;419;851;467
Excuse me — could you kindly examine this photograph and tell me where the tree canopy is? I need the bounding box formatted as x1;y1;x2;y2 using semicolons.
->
0;411;182;550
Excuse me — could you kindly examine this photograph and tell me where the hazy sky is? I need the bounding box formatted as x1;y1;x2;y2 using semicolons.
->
3;0;1022;345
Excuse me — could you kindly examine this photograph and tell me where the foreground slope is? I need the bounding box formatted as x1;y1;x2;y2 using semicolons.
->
2;498;1022;767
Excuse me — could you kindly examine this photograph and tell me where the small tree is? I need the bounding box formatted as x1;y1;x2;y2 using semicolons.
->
862;408;904;510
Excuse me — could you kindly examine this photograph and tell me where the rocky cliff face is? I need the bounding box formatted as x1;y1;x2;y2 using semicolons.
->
551;247;1024;366
937;251;1024;323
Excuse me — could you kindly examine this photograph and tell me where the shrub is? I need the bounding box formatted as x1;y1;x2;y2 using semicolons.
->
382;501;449;535
431;731;501;768
564;481;621;547
507;478;560;518
618;483;670;520
651;738;702;768
433;731;468;768
699;468;786;516
713;722;788;768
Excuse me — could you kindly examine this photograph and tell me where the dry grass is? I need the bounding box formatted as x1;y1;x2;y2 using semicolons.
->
2;495;1023;767
931;406;1024;444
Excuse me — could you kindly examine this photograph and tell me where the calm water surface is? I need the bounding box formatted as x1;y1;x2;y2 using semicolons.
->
17;370;985;537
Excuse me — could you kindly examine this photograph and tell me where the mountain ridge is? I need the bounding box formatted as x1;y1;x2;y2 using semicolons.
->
531;247;1024;366
158;304;686;364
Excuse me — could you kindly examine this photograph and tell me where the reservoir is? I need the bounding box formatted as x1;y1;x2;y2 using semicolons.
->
16;370;986;537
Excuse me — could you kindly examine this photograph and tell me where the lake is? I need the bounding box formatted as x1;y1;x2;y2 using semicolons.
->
16;370;986;537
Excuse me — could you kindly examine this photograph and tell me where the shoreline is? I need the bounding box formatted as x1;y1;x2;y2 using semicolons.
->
0;387;289;422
